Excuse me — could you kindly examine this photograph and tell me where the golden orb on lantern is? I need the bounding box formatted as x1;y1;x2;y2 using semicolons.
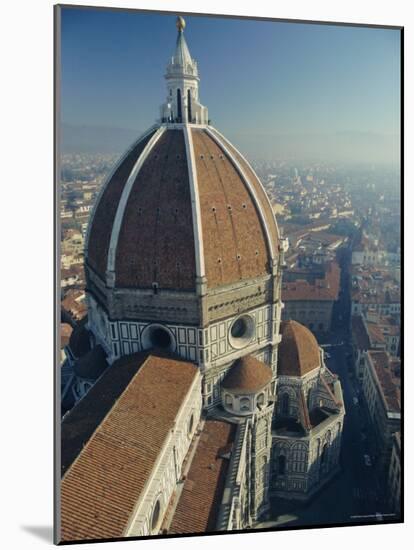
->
176;16;186;32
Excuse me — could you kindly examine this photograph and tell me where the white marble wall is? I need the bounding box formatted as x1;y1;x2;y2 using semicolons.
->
88;300;280;369
124;371;202;537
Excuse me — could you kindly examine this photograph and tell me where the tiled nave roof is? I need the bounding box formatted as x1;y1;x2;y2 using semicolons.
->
60;353;198;542
169;419;236;534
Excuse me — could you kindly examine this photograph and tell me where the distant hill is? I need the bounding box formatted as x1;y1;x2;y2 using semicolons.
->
60;124;141;154
60;124;400;166
228;131;400;165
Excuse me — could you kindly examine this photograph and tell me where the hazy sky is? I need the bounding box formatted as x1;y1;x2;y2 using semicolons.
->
60;7;401;163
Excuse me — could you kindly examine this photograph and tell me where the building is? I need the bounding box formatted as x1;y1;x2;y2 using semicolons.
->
351;289;400;318
364;312;400;356
352;233;382;267
350;264;400;321
361;351;400;476
352;233;399;267
351;314;400;380
281;261;341;333
61;354;203;540
271;321;344;500
61;289;87;323
387;432;401;516
59;17;344;542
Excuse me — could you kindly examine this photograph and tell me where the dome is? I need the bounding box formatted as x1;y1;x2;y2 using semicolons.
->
222;355;273;394
86;126;278;292
74;345;108;380
278;321;321;377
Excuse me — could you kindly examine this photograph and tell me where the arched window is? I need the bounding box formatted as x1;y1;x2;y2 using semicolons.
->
188;413;194;435
281;392;290;416
177;88;182;121
151;499;161;533
262;455;268;483
320;443;328;472
278;455;286;475
257;393;265;407
307;388;312;409
240;397;250;411
187;88;192;122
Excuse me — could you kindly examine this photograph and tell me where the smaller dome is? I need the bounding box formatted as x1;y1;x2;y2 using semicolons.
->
222;356;272;394
278;321;320;377
74;345;108;380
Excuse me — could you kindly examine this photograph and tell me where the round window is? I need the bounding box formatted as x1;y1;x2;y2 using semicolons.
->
229;315;255;349
141;324;176;352
151;327;171;349
231;318;247;338
151;499;161;532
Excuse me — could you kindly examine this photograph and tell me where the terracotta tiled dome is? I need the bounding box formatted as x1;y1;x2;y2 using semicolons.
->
222;356;273;394
278;321;321;377
86;125;279;291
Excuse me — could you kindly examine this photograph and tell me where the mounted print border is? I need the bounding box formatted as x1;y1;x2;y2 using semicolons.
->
54;4;403;545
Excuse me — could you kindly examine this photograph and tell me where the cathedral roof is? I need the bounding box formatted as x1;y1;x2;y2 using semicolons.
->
221;355;273;394
85;18;279;294
86;126;279;291
60;353;198;542
169;420;236;534
278;320;321;377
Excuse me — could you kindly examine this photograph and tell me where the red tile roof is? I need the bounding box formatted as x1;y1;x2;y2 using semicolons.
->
210;128;279;260
86;126;278;292
87;131;156;278
192;129;271;287
115;130;196;290
282;262;340;302
366;323;386;345
278;320;320;377
61;290;87;321
169;420;236;534
367;351;400;414
60;353;199;543
60;323;73;349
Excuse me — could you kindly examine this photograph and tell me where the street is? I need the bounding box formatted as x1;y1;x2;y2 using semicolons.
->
258;247;394;529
